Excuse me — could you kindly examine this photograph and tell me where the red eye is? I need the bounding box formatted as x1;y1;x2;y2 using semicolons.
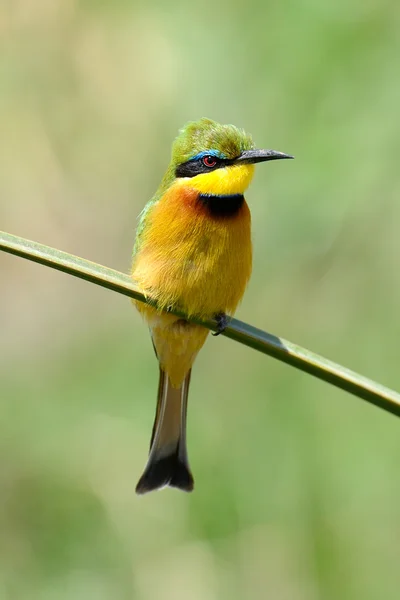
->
202;155;217;168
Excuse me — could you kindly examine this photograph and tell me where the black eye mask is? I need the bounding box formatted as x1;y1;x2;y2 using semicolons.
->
175;156;234;178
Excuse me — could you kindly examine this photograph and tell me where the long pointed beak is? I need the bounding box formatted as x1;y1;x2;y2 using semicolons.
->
235;149;294;164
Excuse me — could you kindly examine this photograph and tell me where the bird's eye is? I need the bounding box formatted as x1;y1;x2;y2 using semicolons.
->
202;155;217;168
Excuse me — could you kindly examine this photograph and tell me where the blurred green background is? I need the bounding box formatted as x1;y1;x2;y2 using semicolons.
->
1;0;400;598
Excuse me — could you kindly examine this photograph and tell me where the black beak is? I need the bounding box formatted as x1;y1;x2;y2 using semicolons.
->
235;149;294;164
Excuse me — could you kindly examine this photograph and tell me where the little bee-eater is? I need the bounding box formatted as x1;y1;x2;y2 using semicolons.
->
131;118;292;494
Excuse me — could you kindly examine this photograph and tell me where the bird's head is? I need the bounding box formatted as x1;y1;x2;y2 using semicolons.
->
160;117;293;197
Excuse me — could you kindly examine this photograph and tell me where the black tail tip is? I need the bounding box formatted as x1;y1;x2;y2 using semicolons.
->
135;454;194;495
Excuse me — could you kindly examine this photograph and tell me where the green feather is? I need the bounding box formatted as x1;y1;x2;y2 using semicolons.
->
133;118;255;256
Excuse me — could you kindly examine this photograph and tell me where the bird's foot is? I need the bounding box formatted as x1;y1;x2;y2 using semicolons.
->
212;312;230;336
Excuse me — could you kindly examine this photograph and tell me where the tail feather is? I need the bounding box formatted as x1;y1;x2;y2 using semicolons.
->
136;368;194;494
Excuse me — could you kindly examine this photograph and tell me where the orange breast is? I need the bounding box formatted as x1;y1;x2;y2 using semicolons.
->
132;180;252;319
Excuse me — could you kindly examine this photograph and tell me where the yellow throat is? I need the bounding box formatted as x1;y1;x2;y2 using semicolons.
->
184;163;255;196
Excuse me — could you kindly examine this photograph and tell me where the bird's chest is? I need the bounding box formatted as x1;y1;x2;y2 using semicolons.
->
132;189;252;317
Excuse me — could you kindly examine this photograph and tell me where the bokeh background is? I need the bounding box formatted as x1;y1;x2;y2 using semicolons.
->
1;1;400;598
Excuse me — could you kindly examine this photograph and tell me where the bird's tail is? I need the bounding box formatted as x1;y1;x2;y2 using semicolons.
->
136;368;194;494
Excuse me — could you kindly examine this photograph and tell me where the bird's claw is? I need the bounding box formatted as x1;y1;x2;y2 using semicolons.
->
212;312;229;336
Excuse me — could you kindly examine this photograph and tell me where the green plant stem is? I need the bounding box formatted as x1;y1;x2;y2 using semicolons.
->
1;229;400;417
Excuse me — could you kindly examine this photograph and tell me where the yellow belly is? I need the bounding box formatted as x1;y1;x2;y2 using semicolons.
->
137;308;209;386
132;181;252;386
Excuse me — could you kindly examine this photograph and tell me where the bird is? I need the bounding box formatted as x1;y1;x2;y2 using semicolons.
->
131;118;292;494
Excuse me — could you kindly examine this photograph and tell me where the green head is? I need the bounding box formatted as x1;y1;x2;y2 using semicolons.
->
133;118;292;255
156;117;293;198
172;118;255;165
